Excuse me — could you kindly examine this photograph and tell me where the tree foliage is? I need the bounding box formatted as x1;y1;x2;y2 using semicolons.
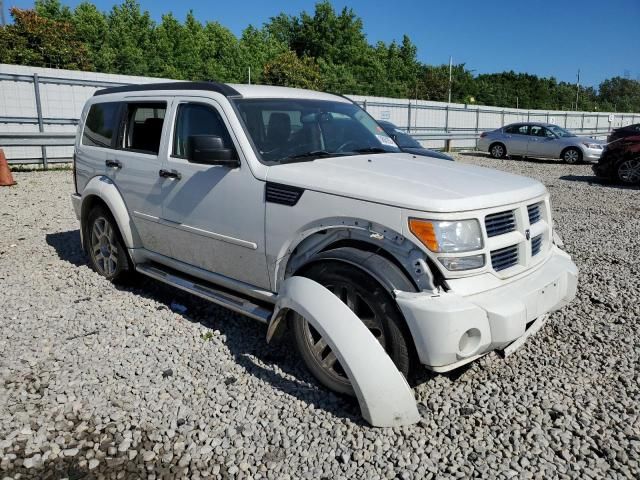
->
263;50;322;90
0;6;92;69
1;0;638;112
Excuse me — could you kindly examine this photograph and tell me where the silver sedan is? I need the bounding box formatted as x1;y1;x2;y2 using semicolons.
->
478;122;606;163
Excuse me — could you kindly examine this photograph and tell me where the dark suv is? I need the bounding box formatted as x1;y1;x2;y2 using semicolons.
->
593;124;640;185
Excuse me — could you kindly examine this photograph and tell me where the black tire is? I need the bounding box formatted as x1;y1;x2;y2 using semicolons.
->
489;143;507;159
86;206;132;282
291;261;412;396
562;147;582;164
615;157;640;185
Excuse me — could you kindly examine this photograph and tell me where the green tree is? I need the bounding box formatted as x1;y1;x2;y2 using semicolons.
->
262;50;322;90
34;0;72;21
598;77;640;112
0;7;92;70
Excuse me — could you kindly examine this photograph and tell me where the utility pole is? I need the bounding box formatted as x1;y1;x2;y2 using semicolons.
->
575;69;580;111
447;56;453;104
516;96;519;109
0;0;6;27
248;66;251;85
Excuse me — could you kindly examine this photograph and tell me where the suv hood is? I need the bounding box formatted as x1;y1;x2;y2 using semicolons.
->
266;153;546;213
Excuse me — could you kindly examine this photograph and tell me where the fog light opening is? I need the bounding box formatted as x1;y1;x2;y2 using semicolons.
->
458;328;481;356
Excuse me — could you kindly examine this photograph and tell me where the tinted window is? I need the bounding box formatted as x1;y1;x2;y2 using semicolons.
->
123;103;166;155
172;103;234;158
505;124;529;135
529;125;551;137
82;102;120;148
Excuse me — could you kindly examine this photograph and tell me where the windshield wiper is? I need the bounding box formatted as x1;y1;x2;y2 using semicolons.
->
279;150;344;164
351;147;389;154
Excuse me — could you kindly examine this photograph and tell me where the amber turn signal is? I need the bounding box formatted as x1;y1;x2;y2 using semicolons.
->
409;219;439;252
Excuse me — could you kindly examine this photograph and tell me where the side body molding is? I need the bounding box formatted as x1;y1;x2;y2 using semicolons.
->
81;176;141;249
268;276;420;428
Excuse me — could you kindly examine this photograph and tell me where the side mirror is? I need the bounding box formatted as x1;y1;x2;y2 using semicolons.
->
188;135;239;167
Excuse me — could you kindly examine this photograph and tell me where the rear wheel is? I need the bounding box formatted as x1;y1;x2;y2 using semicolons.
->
562;147;582;164
86;206;131;282
616;157;640;185
489;143;506;159
291;262;412;396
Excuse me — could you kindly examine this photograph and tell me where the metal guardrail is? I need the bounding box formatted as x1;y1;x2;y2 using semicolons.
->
0;71;128;167
0;129;612;165
0;70;633;166
0;132;76;146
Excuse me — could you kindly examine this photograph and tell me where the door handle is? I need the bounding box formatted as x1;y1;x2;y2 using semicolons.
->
159;169;182;180
105;159;122;169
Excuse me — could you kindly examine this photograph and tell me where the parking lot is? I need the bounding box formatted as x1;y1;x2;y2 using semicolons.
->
0;153;638;479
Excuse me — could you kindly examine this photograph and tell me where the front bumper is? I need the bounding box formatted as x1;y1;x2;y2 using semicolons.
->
582;147;603;163
395;245;578;371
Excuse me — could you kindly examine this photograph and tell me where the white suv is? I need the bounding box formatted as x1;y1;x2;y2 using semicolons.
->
71;82;578;395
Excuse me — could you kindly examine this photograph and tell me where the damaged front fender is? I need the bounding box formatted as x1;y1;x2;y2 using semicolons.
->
268;276;420;428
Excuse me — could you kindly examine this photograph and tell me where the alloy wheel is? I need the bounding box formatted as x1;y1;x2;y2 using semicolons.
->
618;158;640;184
564;149;580;164
491;144;504;158
90;216;119;276
301;282;385;384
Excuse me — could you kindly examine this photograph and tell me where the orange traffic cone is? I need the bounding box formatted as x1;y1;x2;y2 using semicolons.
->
0;149;17;187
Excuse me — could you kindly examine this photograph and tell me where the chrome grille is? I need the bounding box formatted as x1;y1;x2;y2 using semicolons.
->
527;203;542;225
490;245;519;271
485;210;516;238
531;235;543;256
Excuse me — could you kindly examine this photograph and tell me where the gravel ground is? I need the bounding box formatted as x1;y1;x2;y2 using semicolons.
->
1;154;639;479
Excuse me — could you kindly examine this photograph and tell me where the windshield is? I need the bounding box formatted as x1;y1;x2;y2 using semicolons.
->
233;98;400;164
547;125;577;138
378;121;422;148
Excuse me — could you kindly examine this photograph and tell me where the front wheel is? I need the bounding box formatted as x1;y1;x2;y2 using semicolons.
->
291;262;412;396
562;148;582;164
616;157;640;185
86;206;131;282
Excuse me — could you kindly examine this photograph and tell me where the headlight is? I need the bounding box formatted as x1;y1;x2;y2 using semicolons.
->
583;142;603;149
409;218;483;253
438;254;485;271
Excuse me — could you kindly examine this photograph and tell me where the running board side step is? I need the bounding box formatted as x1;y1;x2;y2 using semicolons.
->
136;263;273;324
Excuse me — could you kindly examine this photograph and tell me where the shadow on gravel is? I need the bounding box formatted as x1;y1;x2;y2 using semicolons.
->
125;279;364;424
45;230;364;424
45;230;88;267
560;175;640;190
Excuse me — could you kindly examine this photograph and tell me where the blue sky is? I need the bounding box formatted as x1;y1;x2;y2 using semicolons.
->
3;0;640;87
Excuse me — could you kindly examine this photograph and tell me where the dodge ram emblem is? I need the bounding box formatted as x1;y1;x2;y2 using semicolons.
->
525;229;531;240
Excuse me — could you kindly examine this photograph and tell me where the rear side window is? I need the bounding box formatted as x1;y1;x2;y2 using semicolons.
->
82;102;121;148
505;124;528;135
123;103;167;155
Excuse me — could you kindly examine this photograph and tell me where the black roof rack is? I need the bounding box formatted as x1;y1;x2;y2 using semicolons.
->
93;81;241;97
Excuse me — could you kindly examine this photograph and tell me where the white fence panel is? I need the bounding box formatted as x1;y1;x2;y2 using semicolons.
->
2;63;639;165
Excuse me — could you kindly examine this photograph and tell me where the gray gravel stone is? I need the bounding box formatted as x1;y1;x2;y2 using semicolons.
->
1;158;639;479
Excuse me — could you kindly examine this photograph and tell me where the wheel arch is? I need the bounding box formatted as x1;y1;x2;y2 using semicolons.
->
80;176;141;251
274;220;440;294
